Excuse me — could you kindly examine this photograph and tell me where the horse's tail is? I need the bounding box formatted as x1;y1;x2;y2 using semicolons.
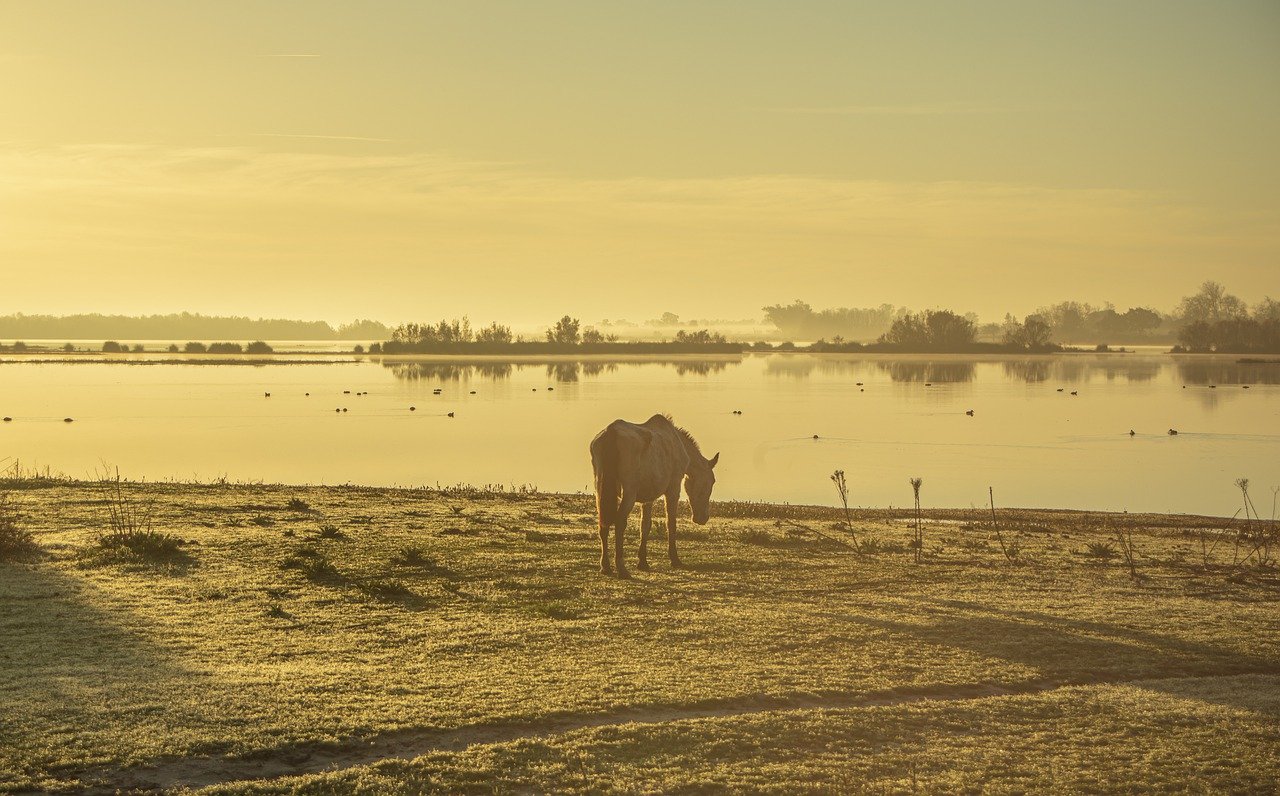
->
591;424;622;529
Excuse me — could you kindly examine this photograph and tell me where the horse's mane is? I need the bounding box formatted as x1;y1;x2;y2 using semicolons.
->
665;415;703;457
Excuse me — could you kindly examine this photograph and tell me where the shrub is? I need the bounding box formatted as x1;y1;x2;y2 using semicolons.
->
97;529;188;563
281;553;344;584
168;344;180;353
102;340;124;353
131;344;144;353
207;342;243;354
360;578;426;607
183;341;208;353
1084;541;1118;559
246;340;273;354
286;497;311;512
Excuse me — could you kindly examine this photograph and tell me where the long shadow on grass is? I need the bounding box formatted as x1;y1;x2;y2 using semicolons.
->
0;567;223;792
840;597;1277;713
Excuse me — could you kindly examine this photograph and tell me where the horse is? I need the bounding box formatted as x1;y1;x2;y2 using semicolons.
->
589;414;718;577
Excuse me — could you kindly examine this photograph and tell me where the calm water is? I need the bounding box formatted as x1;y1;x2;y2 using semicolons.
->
1;353;1277;515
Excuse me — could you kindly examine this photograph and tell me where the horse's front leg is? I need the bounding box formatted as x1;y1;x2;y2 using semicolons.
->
665;489;683;567
615;493;636;579
638;502;653;571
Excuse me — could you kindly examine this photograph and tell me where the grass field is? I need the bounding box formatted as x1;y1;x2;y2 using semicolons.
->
1;481;1277;793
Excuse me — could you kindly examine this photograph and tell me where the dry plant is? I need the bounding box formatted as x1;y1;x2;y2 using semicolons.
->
829;470;859;550
92;466;187;565
988;486;1018;562
1110;517;1140;578
1232;478;1277;568
96;466;155;538
909;477;924;563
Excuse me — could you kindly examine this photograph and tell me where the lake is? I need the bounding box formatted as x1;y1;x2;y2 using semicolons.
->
1;353;1276;516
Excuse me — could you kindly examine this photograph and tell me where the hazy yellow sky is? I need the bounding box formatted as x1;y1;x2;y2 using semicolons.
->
2;1;1277;324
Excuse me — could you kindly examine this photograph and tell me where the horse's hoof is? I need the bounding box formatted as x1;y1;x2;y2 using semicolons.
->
616;568;631;579
600;564;613;576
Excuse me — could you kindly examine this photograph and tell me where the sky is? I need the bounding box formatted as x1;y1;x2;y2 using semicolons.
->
1;1;1277;325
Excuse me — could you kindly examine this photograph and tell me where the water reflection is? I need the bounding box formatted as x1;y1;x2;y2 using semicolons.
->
1002;360;1052;383
384;362;513;381
1001;358;1159;384
385;358;731;383
1176;359;1280;386
876;360;977;383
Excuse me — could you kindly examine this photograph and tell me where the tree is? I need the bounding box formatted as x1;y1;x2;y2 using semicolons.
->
674;329;727;345
1178;321;1214;351
1179;281;1247;325
546;316;581;344
474;322;514;344
1254;297;1280;323
880;310;976;348
1003;315;1053;349
1120;307;1162;336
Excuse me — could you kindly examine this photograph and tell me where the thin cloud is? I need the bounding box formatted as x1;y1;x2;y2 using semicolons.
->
241;133;394;143
760;102;1012;116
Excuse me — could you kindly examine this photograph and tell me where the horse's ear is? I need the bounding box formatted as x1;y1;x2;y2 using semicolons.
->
709;452;719;468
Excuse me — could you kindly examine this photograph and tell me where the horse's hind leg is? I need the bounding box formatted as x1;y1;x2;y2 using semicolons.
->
614;493;635;578
598;515;611;575
638;502;653;571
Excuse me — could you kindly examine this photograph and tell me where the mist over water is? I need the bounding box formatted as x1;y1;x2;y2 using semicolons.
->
1;353;1275;516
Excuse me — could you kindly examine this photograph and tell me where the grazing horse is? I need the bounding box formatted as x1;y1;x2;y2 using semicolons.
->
590;414;718;577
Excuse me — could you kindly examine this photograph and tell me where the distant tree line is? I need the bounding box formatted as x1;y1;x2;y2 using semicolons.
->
802;310;1061;353
766;281;1277;351
379;316;736;354
101;340;275;354
762;301;907;342
0;313;390;341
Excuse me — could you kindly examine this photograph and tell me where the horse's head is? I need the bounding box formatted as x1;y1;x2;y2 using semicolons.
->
684;452;719;525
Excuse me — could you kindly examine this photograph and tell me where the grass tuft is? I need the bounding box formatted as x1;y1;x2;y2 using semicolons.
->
0;492;39;562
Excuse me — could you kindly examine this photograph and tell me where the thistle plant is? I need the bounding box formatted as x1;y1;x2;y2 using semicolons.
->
910;477;923;563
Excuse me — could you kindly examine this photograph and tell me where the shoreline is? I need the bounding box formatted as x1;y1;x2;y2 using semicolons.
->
0;477;1246;525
